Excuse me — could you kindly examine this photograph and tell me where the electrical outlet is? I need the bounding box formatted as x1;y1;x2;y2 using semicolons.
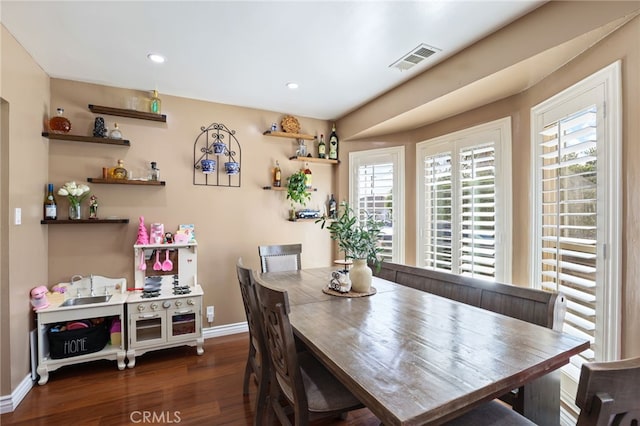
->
206;305;214;323
15;208;21;225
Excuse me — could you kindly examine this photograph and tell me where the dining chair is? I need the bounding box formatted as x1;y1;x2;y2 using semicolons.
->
253;276;364;425
258;243;302;273
236;258;269;425
444;356;640;426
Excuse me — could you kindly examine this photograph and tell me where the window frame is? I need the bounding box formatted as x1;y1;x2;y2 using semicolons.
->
349;146;405;264
416;117;513;282
530;61;622;364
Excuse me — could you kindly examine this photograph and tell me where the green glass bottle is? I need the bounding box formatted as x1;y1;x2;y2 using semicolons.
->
328;124;339;160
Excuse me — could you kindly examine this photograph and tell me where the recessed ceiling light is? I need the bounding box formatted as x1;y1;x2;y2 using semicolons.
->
286;82;299;90
147;53;166;64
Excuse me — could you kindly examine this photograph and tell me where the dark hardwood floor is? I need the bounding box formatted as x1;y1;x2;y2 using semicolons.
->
1;333;380;425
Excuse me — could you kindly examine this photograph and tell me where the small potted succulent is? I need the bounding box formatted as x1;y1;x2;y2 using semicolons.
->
286;170;311;220
317;201;384;292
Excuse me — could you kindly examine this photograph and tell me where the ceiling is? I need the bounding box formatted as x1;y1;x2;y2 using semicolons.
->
1;1;544;120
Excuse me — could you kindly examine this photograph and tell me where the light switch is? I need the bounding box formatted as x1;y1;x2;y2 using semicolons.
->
15;208;21;225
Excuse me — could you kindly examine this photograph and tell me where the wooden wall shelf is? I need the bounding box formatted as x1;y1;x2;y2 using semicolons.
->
262;186;317;191
87;178;166;186
289;156;339;164
88;104;167;123
41;219;130;224
42;132;130;146
263;130;315;140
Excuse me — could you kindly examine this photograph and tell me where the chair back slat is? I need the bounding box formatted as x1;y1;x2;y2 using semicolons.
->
576;356;640;426
258;244;302;273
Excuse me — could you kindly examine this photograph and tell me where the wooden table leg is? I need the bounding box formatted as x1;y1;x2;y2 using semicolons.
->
521;369;561;426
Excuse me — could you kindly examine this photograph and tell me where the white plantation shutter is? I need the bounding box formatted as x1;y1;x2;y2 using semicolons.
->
459;144;497;279
417;118;511;281
538;107;598;376
350;147;404;263
531;62;621;418
422;153;453;270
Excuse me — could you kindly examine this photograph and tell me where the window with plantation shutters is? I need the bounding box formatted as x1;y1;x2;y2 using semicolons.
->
349;147;404;263
531;61;621;418
417;118;512;282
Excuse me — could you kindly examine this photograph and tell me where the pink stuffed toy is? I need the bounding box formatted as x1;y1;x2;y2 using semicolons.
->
30;286;50;311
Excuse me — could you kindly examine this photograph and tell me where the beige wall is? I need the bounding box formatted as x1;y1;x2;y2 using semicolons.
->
337;15;640;358
47;79;335;328
0;25;50;394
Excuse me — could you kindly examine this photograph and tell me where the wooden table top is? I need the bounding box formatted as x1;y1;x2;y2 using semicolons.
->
259;267;590;425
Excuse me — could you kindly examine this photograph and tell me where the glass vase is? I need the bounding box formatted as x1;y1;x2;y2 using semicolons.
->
69;204;82;220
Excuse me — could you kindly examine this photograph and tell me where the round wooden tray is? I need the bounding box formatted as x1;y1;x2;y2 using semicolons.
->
322;285;377;298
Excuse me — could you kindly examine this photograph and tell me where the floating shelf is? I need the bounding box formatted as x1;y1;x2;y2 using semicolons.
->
42;132;130;146
289;156;339;164
87;178;166;186
88;104;167;123
263;130;315;140
262;185;317;191
288;218;320;222
41;218;129;224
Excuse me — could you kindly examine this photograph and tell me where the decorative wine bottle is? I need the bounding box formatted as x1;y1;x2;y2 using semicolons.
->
328;124;339;160
112;159;128;180
303;163;312;188
43;183;57;220
318;134;326;159
273;160;282;187
49;108;71;134
150;90;162;114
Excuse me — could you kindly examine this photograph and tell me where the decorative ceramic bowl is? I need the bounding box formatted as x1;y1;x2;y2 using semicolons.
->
201;159;216;174
224;161;239;175
213;142;227;155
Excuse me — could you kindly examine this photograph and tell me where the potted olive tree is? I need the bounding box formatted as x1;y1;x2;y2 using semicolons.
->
317;201;384;292
286;170;311;220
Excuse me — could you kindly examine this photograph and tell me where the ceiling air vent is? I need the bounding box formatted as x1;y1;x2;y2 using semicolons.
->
389;43;440;71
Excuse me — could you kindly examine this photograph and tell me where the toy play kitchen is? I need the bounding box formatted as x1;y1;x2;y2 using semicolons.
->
126;241;204;367
34;221;203;384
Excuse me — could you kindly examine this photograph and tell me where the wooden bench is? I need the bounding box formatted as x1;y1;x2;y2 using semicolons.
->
374;261;566;330
373;261;568;413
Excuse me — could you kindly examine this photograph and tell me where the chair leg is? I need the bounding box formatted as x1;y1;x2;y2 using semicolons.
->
254;374;268;426
243;356;252;395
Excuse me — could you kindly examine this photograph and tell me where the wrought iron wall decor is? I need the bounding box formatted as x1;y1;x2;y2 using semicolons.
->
193;122;241;187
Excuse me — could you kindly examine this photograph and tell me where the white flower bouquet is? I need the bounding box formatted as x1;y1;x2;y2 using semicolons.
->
58;181;90;207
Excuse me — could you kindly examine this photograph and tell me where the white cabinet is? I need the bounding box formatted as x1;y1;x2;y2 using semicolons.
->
35;277;128;385
125;288;203;368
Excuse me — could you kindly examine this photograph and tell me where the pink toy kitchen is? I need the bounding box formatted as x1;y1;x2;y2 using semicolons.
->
34;221;204;384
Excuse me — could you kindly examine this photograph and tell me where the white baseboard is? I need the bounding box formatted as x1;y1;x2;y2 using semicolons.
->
0;374;34;414
202;321;248;339
0;322;248;414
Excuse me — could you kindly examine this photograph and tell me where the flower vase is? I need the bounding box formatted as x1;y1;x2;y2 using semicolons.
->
69;204;82;220
349;259;372;293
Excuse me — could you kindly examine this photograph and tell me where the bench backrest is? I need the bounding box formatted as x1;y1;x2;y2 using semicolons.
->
374;262;566;330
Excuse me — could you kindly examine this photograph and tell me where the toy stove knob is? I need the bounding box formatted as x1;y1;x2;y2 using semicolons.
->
150;303;158;310
137;304;145;312
187;299;194;306
162;301;171;309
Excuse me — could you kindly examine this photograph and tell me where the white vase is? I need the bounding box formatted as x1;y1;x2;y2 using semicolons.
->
349;259;372;293
69;204;81;220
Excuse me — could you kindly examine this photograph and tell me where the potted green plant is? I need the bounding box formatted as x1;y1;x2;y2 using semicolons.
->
286;170;311;220
317;201;384;292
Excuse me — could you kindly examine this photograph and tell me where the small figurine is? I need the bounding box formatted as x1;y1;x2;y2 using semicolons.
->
89;195;98;219
93;117;107;138
164;232;174;244
30;286;50;311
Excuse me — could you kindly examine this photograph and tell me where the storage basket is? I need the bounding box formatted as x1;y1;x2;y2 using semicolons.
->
47;322;109;359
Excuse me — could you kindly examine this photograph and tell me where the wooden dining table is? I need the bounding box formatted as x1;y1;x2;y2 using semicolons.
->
259;267;590;426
